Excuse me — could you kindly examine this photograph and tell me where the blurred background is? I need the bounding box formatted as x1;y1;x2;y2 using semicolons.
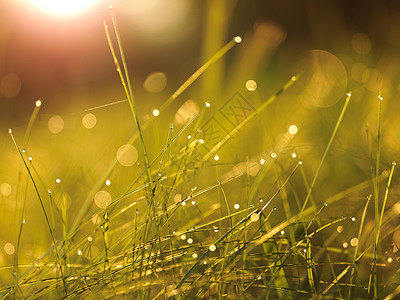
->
1;0;400;292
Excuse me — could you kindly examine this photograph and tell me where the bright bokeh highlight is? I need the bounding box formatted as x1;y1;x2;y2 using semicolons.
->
94;190;112;209
0;183;12;197
82;113;97;129
144;72;167;93
48;115;64;134
4;243;15;255
117;144;138;167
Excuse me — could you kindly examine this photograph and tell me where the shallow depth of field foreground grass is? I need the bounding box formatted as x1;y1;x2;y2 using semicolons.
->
2;1;400;299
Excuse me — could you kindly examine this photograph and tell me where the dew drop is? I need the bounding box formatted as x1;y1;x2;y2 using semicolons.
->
152;109;160;117
245;80;257;92
250;213;259;222
288;124;298;135
350;237;358;247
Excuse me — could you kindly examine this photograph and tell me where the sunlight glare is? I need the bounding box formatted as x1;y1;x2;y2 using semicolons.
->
29;0;98;15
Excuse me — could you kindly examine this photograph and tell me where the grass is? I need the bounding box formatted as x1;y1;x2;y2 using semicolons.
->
1;5;400;300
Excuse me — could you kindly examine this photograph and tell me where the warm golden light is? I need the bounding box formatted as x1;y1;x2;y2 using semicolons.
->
29;0;98;15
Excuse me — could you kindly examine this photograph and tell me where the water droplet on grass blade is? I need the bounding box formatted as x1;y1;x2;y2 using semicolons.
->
246;80;257;91
288;124;298;135
250;213;259;222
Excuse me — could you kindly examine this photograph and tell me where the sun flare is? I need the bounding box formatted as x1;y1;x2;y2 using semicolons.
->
29;0;97;15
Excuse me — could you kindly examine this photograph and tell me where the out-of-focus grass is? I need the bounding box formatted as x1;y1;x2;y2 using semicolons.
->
1;2;400;299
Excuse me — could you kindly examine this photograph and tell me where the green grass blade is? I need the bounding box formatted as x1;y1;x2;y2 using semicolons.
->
301;92;352;212
348;195;371;299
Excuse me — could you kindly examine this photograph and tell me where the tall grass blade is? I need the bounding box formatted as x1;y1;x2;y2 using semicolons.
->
8;129;68;297
301;92;352;212
348;195;371;299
